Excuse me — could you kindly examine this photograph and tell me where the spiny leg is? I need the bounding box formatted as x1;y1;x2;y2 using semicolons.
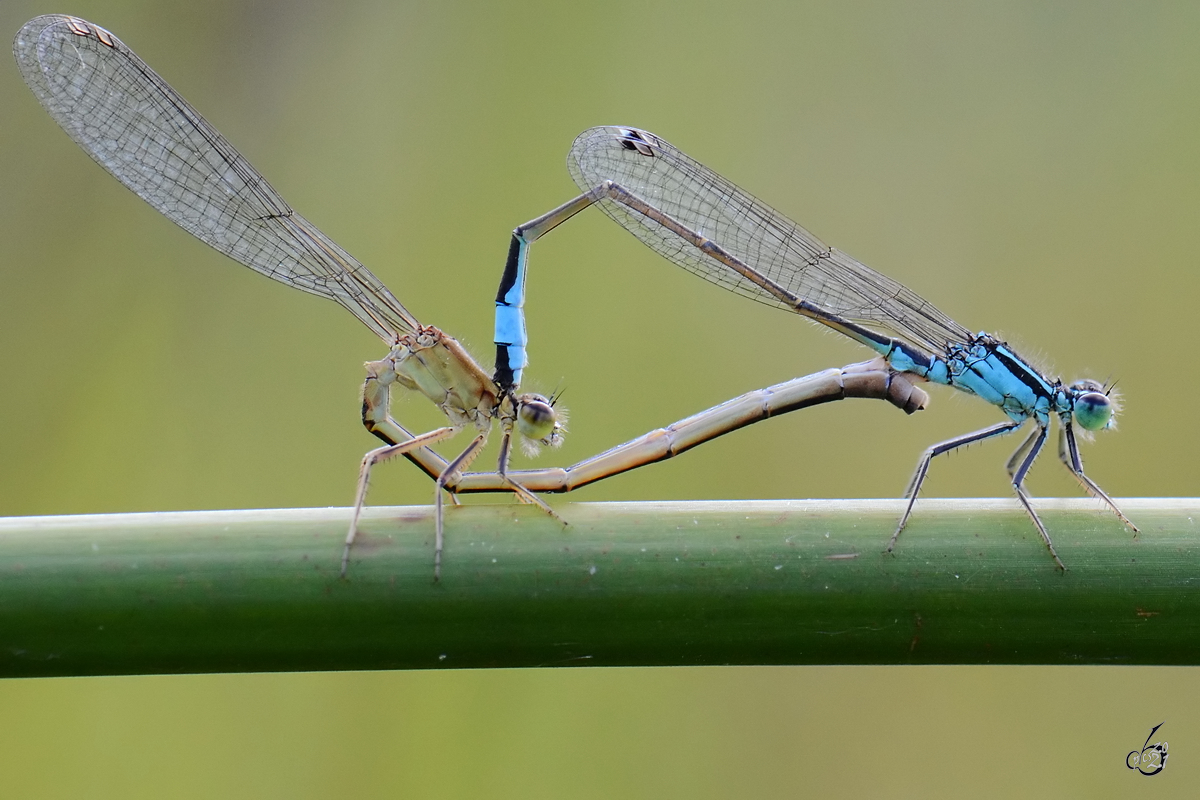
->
434;433;490;581
1006;423;1067;571
888;420;1024;553
342;426;460;577
1058;424;1138;532
493;425;566;522
361;360;460;503
1005;425;1043;477
428;430;566;582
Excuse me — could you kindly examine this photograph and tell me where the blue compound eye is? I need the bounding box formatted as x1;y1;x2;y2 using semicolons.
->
1074;392;1112;431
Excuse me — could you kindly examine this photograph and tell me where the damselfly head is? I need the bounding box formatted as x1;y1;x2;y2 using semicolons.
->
1069;378;1120;433
515;393;567;457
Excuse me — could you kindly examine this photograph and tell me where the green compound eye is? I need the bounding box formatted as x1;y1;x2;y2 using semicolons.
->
517;396;557;441
1074;391;1113;431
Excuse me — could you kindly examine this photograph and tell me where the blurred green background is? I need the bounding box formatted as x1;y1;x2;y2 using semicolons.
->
1;0;1196;796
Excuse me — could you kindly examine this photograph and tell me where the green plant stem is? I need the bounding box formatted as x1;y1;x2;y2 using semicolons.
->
0;498;1192;677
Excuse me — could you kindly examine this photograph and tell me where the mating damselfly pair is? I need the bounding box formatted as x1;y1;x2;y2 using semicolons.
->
13;14;1133;576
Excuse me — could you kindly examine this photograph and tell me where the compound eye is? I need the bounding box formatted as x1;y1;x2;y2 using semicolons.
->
517;397;557;441
1074;391;1112;431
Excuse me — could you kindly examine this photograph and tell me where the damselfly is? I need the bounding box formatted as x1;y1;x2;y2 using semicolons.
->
13;15;571;578
496;126;1135;568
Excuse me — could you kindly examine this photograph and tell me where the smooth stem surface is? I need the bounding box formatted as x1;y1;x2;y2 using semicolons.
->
0;498;1193;677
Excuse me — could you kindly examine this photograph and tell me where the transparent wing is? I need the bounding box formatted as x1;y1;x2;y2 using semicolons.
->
568;126;973;355
14;15;419;342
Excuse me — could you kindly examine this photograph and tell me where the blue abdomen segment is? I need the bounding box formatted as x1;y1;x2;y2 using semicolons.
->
494;234;529;389
494;305;527;369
